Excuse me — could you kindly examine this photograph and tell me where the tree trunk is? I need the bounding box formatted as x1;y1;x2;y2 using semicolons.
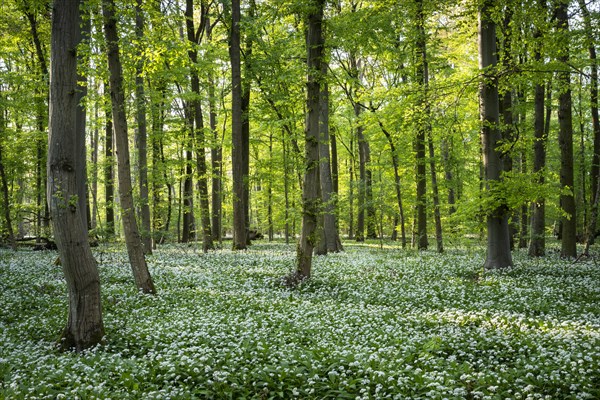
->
0;96;16;251
415;0;428;250
441;138;457;215
479;0;512;269
580;0;600;252
103;0;156;293
104;81;115;237
75;12;90;232
296;0;325;280
207;19;222;245
498;8;516;250
283;134;290;244
555;2;576;258
135;0;152;254
378;121;407;248
181;121;195;243
529;28;549;257
428;132;443;253
230;0;246;250
24;5;50;240
318;62;343;253
49;0;104;351
242;13;253;247
90;94;99;231
151;84;166;246
185;0;213;252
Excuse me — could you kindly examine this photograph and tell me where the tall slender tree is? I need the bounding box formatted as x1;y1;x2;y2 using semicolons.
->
185;0;214;252
103;0;156;293
414;0;429;250
318;61;343;253
580;0;600;251
529;0;549;257
479;0;513;269
555;0;576;258
48;0;104;351
230;0;246;250
135;0;152;254
296;0;325;279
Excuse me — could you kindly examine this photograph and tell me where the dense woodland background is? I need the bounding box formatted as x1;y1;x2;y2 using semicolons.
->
0;0;599;258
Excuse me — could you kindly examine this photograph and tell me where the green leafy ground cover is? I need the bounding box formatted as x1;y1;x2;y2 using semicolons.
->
1;242;599;399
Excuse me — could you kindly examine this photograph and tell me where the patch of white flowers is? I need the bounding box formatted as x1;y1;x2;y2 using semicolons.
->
0;243;599;398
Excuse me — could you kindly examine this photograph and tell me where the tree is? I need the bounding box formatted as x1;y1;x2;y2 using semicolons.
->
48;0;104;351
0;91;17;251
555;0;576;258
185;0;214;252
479;0;513;269
230;0;246;250
318;61;343;253
135;0;152;254
104;84;115;237
296;0;325;279
103;0;156;293
529;0;549;257
414;0;428;250
580;0;600;252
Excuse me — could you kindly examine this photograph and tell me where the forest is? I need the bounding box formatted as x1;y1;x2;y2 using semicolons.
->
1;0;600;398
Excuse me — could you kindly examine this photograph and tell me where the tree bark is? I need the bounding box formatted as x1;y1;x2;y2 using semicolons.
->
103;0;156;293
296;0;325;279
318;62;343;253
230;0;246;250
242;3;254;246
415;0;429;250
186;0;213;252
529;29;549;258
580;0;600;252
479;0;513;269
378;121;407;248
135;0;152;254
0;94;16;251
555;1;576;258
207;18;222;245
49;0;104;351
104;82;115;237
428;132;443;253
24;4;50;239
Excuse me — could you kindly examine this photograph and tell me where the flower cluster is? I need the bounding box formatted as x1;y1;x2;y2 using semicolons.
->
0;243;599;399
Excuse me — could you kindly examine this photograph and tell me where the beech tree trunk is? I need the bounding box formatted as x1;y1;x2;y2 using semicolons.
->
49;0;104;351
104;82;115;237
185;0;214;252
318;63;343;253
241;3;254;246
415;0;429;250
103;0;156;293
135;0;152;254
378;121;407;248
24;6;49;240
428;133;443;253
580;0;600;252
479;0;513;269
0;95;16;251
230;0;246;250
556;1;577;258
296;0;325;279
208;19;222;245
151;83;167;246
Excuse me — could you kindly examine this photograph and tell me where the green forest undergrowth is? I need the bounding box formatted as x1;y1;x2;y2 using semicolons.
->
1;242;599;399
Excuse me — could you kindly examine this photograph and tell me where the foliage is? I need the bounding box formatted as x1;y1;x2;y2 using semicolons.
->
1;242;600;398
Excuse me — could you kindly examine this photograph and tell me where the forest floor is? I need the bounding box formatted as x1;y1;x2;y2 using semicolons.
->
1;240;599;399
